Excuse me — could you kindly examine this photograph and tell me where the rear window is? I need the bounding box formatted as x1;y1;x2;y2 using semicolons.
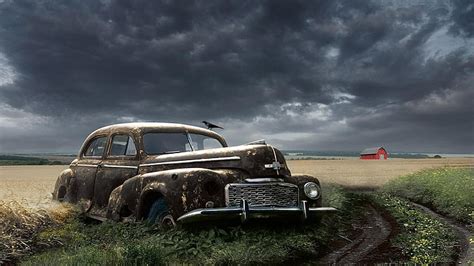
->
84;137;107;157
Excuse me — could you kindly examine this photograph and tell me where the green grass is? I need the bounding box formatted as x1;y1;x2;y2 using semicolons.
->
383;167;474;224
372;194;458;264
20;185;356;265
26;222;324;265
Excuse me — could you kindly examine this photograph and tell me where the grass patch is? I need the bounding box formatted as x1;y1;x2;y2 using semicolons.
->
21;184;355;265
0;201;75;264
372;194;458;264
383;167;474;224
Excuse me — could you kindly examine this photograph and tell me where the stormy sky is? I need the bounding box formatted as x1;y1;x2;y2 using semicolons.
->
0;0;473;154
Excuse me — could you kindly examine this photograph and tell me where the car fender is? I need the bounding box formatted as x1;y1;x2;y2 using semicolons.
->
106;168;238;221
52;168;76;202
288;174;322;207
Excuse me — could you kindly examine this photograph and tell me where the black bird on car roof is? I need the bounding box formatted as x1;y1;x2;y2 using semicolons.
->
202;121;223;130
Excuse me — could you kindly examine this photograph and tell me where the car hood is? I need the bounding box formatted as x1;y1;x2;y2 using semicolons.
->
138;144;290;178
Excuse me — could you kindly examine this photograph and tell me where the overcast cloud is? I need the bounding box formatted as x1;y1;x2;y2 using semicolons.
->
0;0;473;154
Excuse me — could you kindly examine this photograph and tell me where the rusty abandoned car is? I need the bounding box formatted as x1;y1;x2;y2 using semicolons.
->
53;122;336;226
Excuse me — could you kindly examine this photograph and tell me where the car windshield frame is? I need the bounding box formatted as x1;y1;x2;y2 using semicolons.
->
142;131;224;155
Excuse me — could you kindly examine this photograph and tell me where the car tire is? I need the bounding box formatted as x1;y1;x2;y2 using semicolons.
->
147;198;176;229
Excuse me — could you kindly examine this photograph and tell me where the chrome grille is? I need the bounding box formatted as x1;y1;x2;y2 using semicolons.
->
225;183;299;207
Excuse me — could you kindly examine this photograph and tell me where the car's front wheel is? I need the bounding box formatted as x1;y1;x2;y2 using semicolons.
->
147;198;176;229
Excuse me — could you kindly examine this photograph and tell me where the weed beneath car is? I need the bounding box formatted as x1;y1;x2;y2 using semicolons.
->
0;200;75;264
18;184;354;265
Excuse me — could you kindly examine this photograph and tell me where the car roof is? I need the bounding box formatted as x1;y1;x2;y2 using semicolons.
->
79;122;227;156
88;122;226;142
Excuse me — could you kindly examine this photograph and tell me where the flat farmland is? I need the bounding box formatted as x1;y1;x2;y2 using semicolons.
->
288;158;474;189
0;165;67;207
0;158;472;206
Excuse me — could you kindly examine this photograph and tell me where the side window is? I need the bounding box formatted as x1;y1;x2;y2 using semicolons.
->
110;135;137;156
84;137;107;157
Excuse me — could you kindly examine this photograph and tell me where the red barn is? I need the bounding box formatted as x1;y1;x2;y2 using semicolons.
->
360;147;388;160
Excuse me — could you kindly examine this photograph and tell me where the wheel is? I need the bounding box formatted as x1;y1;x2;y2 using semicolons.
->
57;186;67;202
147;198;176;229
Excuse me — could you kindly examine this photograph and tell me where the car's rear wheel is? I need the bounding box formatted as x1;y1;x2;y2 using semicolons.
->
147;198;176;229
57;186;67;202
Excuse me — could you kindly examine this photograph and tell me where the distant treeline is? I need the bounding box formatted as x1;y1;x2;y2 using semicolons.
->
0;155;67;165
389;153;430;159
283;150;432;159
283;150;360;157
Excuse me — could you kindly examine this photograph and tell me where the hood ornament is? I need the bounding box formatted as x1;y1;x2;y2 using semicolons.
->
265;161;283;171
245;139;266;145
265;146;284;175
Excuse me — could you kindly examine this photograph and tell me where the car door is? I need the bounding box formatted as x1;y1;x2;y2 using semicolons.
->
73;135;108;211
92;133;139;210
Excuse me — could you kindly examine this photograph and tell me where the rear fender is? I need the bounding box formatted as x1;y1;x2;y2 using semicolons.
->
52;168;75;202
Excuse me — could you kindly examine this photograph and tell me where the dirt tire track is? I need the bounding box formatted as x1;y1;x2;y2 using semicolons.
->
319;204;392;264
410;202;473;265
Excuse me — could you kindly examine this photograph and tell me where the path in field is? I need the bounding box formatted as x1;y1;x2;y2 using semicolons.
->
319;204;394;264
411;202;473;265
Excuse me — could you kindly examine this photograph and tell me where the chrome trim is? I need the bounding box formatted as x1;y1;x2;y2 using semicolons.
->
308;207;338;212
224;182;299;207
76;164;98;168
304;182;321;199
270;146;280;175
139;156;240;167
102;164;138;169
177;200;338;223
244;178;284;183
240;199;249;223
264;162;284;170
301;200;308;220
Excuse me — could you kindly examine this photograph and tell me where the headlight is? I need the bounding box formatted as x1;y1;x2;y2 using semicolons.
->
304;182;320;199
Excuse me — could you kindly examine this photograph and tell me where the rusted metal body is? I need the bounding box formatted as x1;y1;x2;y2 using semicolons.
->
53;122;336;223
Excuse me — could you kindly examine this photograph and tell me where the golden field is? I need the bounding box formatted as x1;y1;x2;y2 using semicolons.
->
0;165;67;208
0;158;472;206
288;158;473;189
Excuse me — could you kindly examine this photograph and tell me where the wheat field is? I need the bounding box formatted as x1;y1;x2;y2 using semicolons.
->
288;158;473;189
0;165;67;208
0;158;472;206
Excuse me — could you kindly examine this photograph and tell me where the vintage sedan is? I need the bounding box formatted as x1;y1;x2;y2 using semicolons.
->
53;122;336;226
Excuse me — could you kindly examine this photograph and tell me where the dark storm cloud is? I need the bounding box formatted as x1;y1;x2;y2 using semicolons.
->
0;0;378;119
0;0;473;153
450;0;474;37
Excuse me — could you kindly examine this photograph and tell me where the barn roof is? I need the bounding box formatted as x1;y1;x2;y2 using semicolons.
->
360;147;385;155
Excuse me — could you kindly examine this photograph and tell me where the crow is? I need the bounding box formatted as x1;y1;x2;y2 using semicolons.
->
202;121;223;130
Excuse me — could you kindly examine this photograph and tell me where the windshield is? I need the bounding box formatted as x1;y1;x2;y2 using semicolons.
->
143;132;224;155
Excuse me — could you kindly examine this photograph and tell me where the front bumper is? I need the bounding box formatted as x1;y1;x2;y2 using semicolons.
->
177;199;337;223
